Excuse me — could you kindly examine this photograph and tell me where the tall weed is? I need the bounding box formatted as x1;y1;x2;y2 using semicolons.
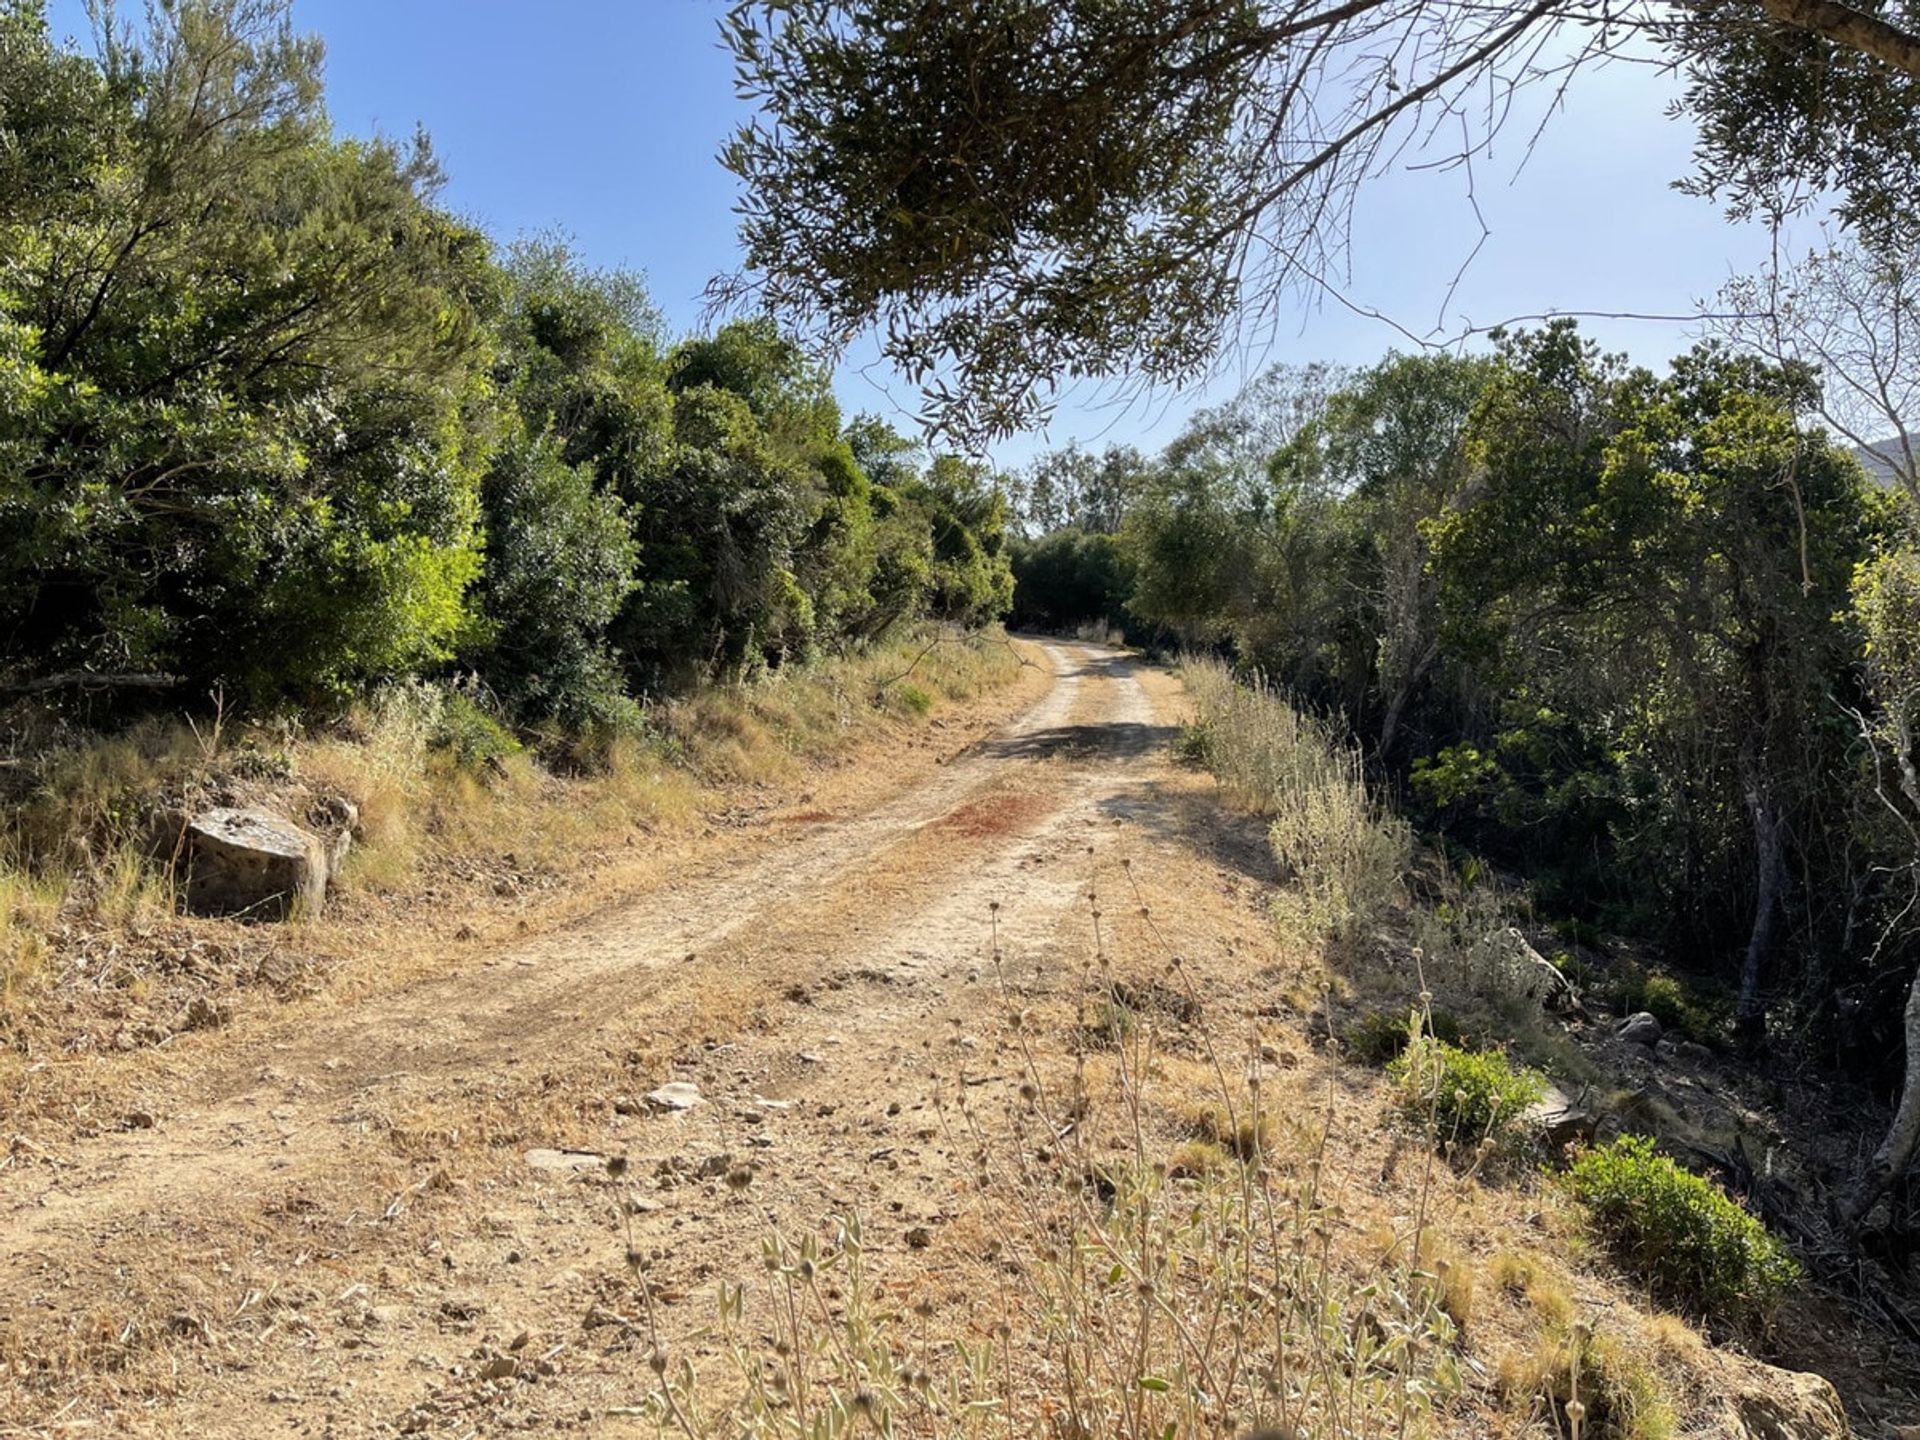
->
1182;656;1410;948
623;898;1465;1439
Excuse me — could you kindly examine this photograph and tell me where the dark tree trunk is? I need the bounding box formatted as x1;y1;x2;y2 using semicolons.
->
1736;773;1787;1046
1846;962;1920;1226
1849;717;1920;1226
1377;638;1438;761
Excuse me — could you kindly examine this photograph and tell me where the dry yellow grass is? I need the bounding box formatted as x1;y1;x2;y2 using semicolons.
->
0;627;1025;1055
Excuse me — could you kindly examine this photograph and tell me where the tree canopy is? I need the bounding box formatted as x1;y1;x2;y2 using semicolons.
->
719;0;1920;443
0;0;1015;724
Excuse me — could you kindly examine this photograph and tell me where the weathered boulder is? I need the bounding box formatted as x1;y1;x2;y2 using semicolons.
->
1726;1362;1851;1440
184;807;327;919
1522;1084;1598;1151
1618;1011;1663;1047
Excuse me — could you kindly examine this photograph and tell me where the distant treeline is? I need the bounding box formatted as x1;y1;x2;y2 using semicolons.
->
1006;335;1920;1083
0;0;1013;735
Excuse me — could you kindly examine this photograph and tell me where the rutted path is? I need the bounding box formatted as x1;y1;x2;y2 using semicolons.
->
0;640;1185;1415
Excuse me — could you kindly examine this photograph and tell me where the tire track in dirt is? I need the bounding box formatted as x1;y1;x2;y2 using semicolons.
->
0;642;1174;1304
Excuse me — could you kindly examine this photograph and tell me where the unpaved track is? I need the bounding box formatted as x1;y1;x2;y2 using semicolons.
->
0;640;1192;1421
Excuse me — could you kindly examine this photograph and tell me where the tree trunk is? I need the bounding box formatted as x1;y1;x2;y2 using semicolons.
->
1845;963;1920;1226
1848;715;1920;1225
1377;638;1437;760
1736;775;1787;1044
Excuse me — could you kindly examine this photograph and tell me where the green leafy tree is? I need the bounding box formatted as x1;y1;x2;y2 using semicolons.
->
1008;529;1135;636
0;0;493;703
1014;445;1149;536
473;429;638;728
905;455;1016;626
1430;326;1874;1033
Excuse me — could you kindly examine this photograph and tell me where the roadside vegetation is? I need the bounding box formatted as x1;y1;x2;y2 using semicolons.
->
0;623;1021;1074
1005;335;1920;1243
0;0;1021;1030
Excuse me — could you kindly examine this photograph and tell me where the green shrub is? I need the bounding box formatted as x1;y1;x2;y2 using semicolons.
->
1175;724;1213;767
434;692;522;771
1622;972;1720;1047
894;682;934;716
1345;1006;1467;1066
1390;1037;1544;1149
1566;1136;1799;1325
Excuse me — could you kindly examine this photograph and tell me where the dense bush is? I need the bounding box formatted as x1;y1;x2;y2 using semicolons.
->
0;1;1015;732
1567;1136;1800;1325
0;0;493;705
1007;529;1134;636
1004;331;1920;1099
1390;1036;1545;1151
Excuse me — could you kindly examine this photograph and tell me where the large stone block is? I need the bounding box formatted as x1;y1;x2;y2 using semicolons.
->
184;807;327;919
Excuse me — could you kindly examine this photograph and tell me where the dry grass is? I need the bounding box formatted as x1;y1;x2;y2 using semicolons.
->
1167;662;1732;1438
1184;1096;1277;1160
1181;655;1410;950
0;627;1022;1036
613;887;1479;1440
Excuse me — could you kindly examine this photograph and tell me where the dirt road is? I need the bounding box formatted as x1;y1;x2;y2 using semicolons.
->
1;640;1287;1435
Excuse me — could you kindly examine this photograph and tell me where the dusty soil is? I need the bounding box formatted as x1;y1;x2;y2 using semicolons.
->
3;641;1910;1438
0;640;1236;1435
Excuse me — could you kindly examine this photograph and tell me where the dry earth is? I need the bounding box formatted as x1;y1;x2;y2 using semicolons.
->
0;640;1251;1435
2;640;1901;1438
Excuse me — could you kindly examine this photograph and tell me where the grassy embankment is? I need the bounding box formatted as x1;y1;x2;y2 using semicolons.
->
0;627;1024;1059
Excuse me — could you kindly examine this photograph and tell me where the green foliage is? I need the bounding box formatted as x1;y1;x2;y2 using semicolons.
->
721;0;1920;441
0;4;1015;738
1014;444;1147;535
1669;1;1920;249
1345;1007;1466;1066
0;0;493;703
473;430;638;726
1425;328;1876;963
1567;1136;1800;1325
1008;529;1134;636
1619;971;1721;1048
433;690;522;772
892;682;933;716
1105;330;1915;1066
1390;1037;1545;1151
906;456;1016;627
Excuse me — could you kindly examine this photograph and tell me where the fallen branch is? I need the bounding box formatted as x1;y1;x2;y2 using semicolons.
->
873;631;952;692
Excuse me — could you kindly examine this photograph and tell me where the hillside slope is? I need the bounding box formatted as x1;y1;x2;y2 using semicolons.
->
0;644;1892;1437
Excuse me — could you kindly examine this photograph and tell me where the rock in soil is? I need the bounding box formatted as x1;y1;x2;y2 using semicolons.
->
1617;1011;1663;1047
645;1081;704;1112
1521;1085;1597;1151
1726;1359;1852;1439
184;807;329;920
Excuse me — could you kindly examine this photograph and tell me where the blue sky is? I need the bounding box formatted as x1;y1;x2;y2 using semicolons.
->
50;1;1790;465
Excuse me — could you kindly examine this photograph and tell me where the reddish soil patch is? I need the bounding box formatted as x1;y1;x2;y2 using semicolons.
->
779;809;838;823
934;790;1051;838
